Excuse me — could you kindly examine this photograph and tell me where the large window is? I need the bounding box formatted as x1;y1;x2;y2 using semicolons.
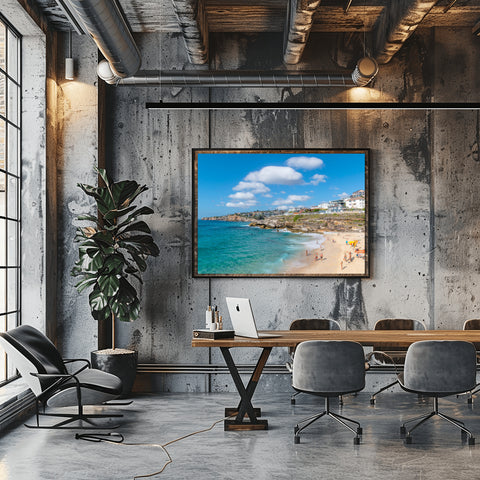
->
0;16;21;386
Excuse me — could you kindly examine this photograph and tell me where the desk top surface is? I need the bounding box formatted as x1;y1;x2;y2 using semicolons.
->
191;330;480;348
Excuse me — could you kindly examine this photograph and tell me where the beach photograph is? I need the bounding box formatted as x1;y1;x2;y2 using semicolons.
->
194;149;368;277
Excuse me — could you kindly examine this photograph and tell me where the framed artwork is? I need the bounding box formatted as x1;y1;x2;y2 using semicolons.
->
193;149;369;277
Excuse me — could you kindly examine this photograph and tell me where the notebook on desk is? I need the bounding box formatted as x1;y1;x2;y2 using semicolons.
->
226;297;281;339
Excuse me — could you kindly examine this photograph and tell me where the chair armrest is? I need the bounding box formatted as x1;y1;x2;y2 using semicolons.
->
30;371;82;398
64;358;91;369
366;350;402;376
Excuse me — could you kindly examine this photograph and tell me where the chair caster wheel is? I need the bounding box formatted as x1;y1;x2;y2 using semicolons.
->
294;436;300;444
354;436;360;445
469;437;475;445
291;398;296;405
370;398;375;405
400;426;406;435
405;436;412;444
357;427;363;435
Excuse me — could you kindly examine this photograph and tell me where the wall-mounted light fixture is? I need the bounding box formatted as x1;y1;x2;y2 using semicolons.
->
65;30;74;80
351;57;378;87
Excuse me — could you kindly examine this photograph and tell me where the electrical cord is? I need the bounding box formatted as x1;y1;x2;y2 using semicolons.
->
75;414;234;479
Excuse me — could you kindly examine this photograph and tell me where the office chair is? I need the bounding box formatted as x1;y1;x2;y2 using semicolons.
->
0;325;124;429
398;340;477;445
285;318;341;405
461;319;480;403
367;318;426;405
292;340;366;445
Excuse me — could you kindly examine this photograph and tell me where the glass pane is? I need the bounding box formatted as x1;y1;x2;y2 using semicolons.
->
7;267;16;312
7;175;17;219
0;171;5;218
1;348;5;382
0;269;6;314
7;312;16;330
0;72;5;117
7;29;19;82
0;117;4;170
7;79;18;125
7;220;17;266
0;21;5;71
7;123;18;176
0;219;5;266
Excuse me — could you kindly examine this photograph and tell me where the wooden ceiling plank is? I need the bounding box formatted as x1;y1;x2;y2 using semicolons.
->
283;0;322;64
374;0;440;64
171;0;208;64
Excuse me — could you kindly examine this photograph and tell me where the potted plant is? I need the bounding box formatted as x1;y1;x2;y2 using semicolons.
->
71;168;159;396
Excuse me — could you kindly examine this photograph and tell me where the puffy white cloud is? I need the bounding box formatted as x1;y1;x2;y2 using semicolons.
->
272;194;310;206
337;192;349;199
245;166;303;185
226;200;257;208
310;174;327;185
275;205;290;211
286;156;324;170
228;191;255;200
232;181;270;194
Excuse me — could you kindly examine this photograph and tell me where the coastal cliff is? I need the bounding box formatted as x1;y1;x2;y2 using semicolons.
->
201;212;365;235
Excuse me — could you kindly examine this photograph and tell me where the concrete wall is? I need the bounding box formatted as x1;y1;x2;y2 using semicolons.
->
57;28;480;392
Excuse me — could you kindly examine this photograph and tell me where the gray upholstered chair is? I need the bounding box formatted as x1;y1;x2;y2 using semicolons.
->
286;318;341;405
367;318;426;405
0;325;124;429
462;319;480;403
292;340;365;445
398;340;477;445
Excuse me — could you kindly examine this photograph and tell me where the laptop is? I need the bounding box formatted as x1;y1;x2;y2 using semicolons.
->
226;297;281;339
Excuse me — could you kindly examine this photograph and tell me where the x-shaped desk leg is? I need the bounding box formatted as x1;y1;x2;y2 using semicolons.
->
220;346;272;431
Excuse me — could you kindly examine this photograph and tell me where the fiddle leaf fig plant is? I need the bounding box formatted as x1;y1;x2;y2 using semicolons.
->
71;168;159;349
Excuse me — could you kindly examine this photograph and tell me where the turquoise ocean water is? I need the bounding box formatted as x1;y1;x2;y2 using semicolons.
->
197;220;323;275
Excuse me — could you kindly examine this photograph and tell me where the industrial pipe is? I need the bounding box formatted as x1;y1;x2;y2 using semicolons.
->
115;70;356;87
66;0;141;83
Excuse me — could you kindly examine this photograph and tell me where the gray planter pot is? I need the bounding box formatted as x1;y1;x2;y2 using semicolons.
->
91;349;138;397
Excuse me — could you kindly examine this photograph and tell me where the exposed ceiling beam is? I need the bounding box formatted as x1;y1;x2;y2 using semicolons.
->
172;0;209;64
373;0;440;64
283;0;322;64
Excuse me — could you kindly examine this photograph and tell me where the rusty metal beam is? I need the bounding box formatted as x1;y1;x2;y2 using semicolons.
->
283;0;322;64
373;0;440;64
171;0;209;64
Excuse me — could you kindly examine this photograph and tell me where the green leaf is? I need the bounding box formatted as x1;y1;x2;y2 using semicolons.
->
77;214;98;223
104;254;125;274
98;274;120;297
103;205;137;222
75;277;97;293
116;206;155;229
89;288;108;312
118;220;151;235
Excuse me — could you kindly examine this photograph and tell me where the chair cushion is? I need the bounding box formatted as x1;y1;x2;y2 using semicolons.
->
402;340;476;395
292;340;365;396
46;369;123;407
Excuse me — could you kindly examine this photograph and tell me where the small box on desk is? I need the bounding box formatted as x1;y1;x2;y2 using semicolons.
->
193;329;235;339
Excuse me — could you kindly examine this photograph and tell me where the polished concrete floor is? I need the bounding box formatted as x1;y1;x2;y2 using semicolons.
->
1;391;480;479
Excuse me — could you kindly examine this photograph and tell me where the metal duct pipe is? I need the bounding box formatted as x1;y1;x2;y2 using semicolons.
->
116;70;356;87
66;0;141;83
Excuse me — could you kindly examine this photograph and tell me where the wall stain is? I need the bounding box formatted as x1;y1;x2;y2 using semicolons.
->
400;129;430;184
330;279;367;329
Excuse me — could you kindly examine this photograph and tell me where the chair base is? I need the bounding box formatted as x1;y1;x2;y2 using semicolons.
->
26;400;123;430
293;397;362;445
370;379;399;405
400;396;475;444
25;412;123;430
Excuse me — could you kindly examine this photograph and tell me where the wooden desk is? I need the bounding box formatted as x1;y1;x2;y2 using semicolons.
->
192;330;480;430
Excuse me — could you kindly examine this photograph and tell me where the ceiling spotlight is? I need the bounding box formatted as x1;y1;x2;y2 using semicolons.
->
352;57;378;87
65;30;74;80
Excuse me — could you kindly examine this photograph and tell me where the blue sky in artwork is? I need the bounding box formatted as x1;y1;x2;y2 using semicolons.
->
197;151;366;218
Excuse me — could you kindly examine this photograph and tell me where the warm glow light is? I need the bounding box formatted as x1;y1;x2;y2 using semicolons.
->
332;87;397;103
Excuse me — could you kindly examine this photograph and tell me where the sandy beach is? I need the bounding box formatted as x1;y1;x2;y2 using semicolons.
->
286;232;366;275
